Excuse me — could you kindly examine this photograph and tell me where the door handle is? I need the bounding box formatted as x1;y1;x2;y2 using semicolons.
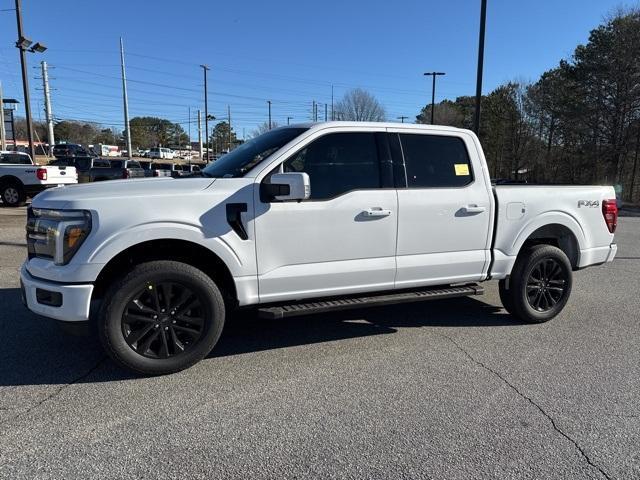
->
363;208;392;217
463;204;486;214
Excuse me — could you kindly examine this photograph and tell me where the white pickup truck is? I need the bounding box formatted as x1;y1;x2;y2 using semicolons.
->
0;151;77;207
20;122;618;375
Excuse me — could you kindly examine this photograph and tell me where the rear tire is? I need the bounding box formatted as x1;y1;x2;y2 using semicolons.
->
97;261;226;375
1;181;27;207
498;279;515;314
504;245;573;324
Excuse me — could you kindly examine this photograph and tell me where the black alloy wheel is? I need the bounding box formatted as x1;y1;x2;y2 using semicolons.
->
525;258;568;312
121;281;206;359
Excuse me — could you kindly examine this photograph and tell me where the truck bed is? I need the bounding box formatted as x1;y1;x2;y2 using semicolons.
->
490;185;617;278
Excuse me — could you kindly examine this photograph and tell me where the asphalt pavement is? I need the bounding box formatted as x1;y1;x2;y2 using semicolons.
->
0;206;638;479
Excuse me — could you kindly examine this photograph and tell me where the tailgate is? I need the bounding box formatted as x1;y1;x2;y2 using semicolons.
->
44;166;77;185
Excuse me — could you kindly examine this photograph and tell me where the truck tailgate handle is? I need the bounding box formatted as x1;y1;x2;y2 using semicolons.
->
363;208;392;217
463;204;486;214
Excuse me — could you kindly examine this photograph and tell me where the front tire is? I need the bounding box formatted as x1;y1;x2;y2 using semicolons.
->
503;245;573;324
98;261;226;375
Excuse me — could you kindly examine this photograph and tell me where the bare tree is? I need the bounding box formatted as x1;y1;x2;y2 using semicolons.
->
251;121;280;138
334;88;386;121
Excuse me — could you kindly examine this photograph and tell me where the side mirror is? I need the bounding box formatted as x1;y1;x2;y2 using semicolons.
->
262;172;311;201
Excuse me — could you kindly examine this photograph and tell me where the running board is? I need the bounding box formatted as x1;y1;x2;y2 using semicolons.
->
257;284;484;319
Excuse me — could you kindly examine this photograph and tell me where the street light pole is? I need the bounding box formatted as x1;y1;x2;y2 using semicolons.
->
14;0;36;160
200;64;210;161
423;72;445;125
287;116;293;125
473;0;488;135
120;38;132;159
267;100;272;130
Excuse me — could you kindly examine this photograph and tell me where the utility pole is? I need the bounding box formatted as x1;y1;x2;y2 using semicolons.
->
0;82;6;150
287;116;293;125
120;38;132;158
324;103;328;122
331;85;334;121
40;61;55;156
267;100;272;130
397;116;408;123
187;107;191;167
200;64;210;160
197;109;203;159
473;0;488;135
312;101;317;122
15;0;36;161
227;104;231;152
423;72;445;125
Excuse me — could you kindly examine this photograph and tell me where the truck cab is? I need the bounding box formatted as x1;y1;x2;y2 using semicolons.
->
52;143;95;160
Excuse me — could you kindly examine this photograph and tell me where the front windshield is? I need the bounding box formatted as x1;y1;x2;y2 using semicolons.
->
202;127;307;178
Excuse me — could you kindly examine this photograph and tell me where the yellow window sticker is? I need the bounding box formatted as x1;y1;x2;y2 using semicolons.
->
454;164;470;176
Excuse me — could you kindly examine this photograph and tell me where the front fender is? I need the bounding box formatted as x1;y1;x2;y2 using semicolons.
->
87;221;250;277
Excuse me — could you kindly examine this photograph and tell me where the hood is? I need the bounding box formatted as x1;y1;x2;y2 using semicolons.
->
32;177;216;209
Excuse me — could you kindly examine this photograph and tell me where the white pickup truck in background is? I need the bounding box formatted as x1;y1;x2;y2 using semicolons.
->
20;122;618;375
0;151;78;207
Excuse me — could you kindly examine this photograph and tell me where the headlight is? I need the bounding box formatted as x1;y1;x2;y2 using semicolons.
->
26;208;92;265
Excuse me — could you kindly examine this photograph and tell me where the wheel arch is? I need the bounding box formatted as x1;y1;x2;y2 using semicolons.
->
92;238;238;307
514;221;582;269
0;174;25;188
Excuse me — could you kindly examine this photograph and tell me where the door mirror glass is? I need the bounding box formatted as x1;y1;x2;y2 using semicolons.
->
264;172;311;201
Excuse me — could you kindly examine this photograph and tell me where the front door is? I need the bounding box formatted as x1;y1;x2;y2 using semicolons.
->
254;130;398;303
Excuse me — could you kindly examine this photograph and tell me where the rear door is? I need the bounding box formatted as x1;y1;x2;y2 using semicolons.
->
390;129;492;288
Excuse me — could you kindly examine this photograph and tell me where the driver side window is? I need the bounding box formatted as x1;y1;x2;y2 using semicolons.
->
282;132;381;200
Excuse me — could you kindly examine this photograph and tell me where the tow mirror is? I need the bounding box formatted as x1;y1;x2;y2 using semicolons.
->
262;172;311;201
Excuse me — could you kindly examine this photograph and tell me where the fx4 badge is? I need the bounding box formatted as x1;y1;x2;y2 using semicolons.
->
578;200;600;208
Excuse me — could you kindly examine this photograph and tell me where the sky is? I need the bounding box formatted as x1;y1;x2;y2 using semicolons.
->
0;0;634;141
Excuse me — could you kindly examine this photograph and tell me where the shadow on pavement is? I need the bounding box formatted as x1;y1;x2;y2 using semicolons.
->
211;296;518;358
0;286;519;386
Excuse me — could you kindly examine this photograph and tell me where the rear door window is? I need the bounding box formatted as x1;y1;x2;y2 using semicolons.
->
398;134;473;188
1;153;31;164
